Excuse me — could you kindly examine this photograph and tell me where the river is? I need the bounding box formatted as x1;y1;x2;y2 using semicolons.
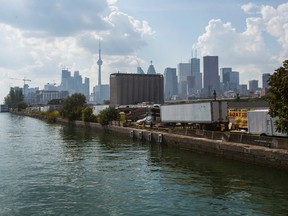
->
1;113;288;215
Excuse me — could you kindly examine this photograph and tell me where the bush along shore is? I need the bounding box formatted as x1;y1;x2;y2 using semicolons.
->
10;107;288;171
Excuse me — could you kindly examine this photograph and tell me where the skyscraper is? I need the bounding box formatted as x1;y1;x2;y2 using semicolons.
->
137;66;144;74
73;71;83;94
84;77;90;101
147;61;156;74
177;62;191;99
60;69;71;91
59;69;89;100
220;67;232;84
190;57;202;94
249;80;259;93
220;68;239;92
203;56;220;97
164;68;177;100
262;73;270;89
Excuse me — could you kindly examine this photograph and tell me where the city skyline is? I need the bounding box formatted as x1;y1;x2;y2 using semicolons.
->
1;0;288;103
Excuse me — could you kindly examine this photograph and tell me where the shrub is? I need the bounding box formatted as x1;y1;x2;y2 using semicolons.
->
82;107;93;122
98;107;119;126
47;111;60;123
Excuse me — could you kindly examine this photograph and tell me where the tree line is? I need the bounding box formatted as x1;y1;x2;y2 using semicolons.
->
4;91;118;126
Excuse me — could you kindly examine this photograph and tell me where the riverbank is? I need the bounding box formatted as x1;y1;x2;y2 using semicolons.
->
12;111;288;170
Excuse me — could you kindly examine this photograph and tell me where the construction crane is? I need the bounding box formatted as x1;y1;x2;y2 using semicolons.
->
9;78;32;96
9;77;31;86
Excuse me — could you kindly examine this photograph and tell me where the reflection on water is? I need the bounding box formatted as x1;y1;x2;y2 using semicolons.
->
1;113;288;215
149;144;288;215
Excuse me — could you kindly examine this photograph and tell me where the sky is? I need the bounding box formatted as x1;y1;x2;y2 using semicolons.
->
0;0;288;103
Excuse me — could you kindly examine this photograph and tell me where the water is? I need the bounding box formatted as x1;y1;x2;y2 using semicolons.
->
1;113;288;216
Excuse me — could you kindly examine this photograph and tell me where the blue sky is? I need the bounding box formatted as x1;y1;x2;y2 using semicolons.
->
0;0;288;103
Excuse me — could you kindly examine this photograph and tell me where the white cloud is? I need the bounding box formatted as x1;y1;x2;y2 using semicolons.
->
241;3;259;14
107;0;118;5
193;2;288;85
0;0;155;103
76;10;154;56
194;19;270;65
261;3;288;58
0;0;110;36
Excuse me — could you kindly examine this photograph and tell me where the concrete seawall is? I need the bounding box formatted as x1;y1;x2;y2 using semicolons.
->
12;112;288;170
69;120;288;170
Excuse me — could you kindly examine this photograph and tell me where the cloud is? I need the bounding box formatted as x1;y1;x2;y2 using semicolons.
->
107;0;118;5
241;3;259;14
193;3;288;84
0;0;155;103
261;3;288;57
194;19;269;64
0;0;110;36
0;24;34;68
76;10;154;56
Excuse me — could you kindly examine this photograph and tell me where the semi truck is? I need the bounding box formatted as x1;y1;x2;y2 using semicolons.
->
247;109;287;137
160;101;228;130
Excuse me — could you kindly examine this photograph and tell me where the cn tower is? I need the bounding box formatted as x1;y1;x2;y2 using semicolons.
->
97;40;103;86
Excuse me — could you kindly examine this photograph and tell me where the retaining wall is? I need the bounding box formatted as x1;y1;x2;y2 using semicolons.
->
12;112;288;170
104;125;288;170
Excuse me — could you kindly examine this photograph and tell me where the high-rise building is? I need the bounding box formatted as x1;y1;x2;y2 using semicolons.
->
23;84;39;104
249;80;259;93
83;77;90;101
262;73;270;89
60;69;71;91
44;83;57;91
147;61;156;74
176;58;202;99
220;68;239;92
137;66;145;74
239;84;248;96
93;84;109;104
230;71;239;90
203;56;220;97
177;62;191;99
239;84;249;97
220;68;232;84
164;68;177;100
190;58;202;95
36;90;69;105
60;69;90;100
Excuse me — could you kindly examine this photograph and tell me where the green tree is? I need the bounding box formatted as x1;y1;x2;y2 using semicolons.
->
267;60;288;133
17;101;28;111
82;107;96;122
48;99;63;105
4;87;25;109
98;107;119;125
60;93;86;121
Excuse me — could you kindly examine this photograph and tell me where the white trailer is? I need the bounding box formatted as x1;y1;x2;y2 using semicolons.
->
160;101;228;129
247;109;287;137
92;105;109;116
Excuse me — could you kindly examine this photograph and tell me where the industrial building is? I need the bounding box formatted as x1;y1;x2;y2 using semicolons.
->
110;73;164;106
